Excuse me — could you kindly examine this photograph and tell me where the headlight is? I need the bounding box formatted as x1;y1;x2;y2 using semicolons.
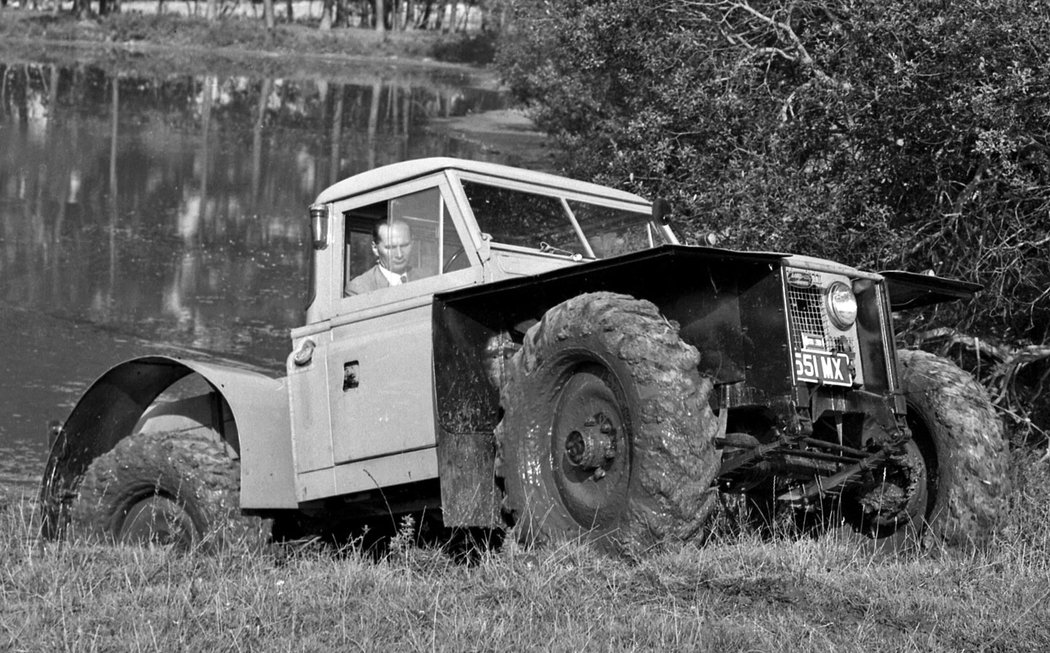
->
825;281;858;329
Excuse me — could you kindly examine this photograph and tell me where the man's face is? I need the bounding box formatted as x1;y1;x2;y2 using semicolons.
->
374;221;412;274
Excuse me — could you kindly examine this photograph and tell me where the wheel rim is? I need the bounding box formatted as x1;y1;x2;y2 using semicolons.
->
550;364;631;527
117;495;197;549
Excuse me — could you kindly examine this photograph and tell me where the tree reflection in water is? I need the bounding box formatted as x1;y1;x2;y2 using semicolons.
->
0;61;506;364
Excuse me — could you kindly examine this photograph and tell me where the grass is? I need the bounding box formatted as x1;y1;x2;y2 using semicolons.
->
2;452;1049;652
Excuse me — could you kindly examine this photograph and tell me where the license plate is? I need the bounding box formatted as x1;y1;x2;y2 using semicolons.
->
793;350;853;387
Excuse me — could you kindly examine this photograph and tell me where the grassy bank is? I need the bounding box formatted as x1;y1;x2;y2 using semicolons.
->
2;453;1048;652
0;8;496;70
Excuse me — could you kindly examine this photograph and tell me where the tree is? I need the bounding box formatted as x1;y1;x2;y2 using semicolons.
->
263;0;276;31
498;0;1050;342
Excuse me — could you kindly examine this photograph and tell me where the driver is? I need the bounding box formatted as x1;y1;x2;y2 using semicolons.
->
346;219;419;295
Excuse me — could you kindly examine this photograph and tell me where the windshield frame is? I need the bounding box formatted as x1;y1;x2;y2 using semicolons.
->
449;170;661;261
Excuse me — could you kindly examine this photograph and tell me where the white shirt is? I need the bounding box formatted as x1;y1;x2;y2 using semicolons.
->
378;265;407;286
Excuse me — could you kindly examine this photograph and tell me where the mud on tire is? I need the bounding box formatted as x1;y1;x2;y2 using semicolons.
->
496;292;720;555
69;430;267;551
891;349;1010;548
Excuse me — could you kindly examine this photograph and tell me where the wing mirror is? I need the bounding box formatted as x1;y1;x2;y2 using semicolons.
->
652;198;673;225
652;198;720;247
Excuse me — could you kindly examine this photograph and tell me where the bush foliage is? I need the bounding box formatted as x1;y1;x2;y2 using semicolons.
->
497;0;1050;343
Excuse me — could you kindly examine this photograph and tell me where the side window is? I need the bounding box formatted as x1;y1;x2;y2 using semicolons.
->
343;187;467;296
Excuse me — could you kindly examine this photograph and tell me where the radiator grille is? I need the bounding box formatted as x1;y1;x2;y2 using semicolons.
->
787;286;830;351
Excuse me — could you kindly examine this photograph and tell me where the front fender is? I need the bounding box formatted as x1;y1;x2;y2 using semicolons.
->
880;270;981;310
41;355;294;538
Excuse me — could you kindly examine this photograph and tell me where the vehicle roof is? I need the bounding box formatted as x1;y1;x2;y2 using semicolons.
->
313;157;651;206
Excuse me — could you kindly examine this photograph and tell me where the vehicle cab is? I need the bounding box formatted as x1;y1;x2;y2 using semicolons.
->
285;158;675;506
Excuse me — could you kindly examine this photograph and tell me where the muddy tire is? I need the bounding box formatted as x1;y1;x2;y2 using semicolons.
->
69;430;267;551
896;349;1009;547
842;350;1009;549
496;292;719;555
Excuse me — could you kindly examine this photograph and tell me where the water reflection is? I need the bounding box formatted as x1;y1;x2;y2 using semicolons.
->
0;58;517;489
1;61;508;355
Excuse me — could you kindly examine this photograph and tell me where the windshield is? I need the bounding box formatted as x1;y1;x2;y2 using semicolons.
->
462;181;663;258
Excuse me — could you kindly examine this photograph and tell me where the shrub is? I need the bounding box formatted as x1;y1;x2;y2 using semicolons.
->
497;0;1050;343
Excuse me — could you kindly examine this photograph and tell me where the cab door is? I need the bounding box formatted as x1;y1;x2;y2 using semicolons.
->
287;175;481;500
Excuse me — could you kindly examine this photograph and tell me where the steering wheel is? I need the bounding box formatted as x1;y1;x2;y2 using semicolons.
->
443;246;467;273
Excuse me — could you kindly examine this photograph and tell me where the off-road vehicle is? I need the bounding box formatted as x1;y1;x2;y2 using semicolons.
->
40;157;1009;554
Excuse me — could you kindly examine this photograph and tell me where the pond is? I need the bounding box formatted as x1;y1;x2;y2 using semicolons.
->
0;55;545;492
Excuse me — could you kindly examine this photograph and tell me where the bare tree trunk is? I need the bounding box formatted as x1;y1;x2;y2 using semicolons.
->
251;78;273;206
0;68;7;118
421;0;434;29
445;1;456;33
320;0;334;29
47;65;59;136
50;65;68;295
375;0;386;33
329;85;344;185
14;67;27;133
367;82;381;169
263;0;276;30
400;84;409;158
285;0;293;22
192;75;214;249
107;76;120;312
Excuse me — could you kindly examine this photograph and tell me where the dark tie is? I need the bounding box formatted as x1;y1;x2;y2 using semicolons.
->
400;274;408;284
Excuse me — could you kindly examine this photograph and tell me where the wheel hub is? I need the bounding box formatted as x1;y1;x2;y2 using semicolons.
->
564;413;618;472
551;367;631;526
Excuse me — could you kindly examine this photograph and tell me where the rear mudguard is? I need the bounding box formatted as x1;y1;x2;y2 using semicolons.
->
40;355;295;538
